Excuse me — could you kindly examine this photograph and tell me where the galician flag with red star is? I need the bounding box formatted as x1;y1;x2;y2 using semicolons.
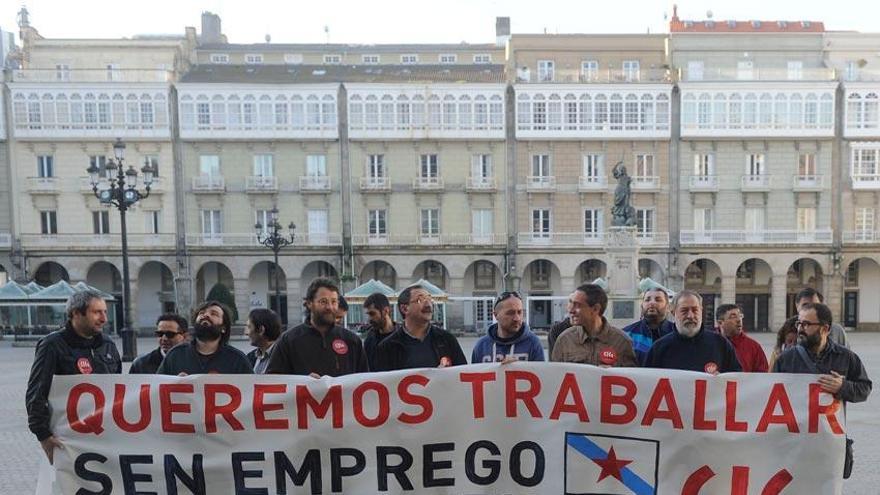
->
564;432;659;495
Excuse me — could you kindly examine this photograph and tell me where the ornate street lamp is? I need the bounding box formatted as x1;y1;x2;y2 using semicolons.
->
87;138;157;361
255;206;295;318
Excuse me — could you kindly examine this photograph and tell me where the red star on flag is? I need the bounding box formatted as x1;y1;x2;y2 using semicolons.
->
591;446;633;483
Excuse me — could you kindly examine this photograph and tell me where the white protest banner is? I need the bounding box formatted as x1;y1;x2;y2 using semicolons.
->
48;363;845;494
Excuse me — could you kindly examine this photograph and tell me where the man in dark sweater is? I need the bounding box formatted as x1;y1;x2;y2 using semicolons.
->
129;313;188;374
375;285;467;371
26;290;121;463
773;302;870;403
157;301;252;375
362;292;398;371
622;288;675;365
267;278;367;376
645;289;741;374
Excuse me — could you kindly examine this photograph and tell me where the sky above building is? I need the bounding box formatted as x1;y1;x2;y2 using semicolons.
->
2;0;878;45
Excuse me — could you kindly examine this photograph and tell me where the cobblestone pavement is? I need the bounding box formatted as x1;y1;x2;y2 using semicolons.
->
1;333;877;494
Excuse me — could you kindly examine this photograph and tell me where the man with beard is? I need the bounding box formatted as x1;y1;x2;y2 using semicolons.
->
26;290;121;463
551;284;637;367
645;290;741;374
157;301;252;375
267;278;367;376
130;313;188;374
362;292;398;371
245;308;282;374
772;302;870;398
715;304;768;372
789;288;848;348
472;291;545;363
375;285;467;370
623;288;675;365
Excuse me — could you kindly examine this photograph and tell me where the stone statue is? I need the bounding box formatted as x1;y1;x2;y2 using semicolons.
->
611;161;636;227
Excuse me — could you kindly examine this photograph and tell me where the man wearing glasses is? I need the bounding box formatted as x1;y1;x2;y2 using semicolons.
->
472;291;545;363
129;313;188;374
375;285;467;370
772;302;870;399
715;304;768;372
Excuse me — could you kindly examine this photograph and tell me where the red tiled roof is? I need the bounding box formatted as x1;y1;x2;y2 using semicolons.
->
670;18;824;33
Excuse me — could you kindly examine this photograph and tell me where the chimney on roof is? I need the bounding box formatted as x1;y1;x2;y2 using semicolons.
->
496;17;511;47
201;11;225;45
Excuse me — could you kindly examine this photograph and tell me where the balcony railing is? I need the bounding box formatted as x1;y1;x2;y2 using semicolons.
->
516;231;669;247
245;176;278;193
578;176;608;191
27;177;60;194
20;233;175;248
843;231;880;244
792;175;825;191
631;176;661;191
12;68;173;83
466;176;497;192
680;229;833;245
852;174;880;190
413;176;444;191
515;68;672;84
185;233;342;247
679;67;836;82
300;176;331;192
351;233;506;246
741;175;772;191
360;177;391;192
688;175;719;192
192;175;225;192
526;176;556;191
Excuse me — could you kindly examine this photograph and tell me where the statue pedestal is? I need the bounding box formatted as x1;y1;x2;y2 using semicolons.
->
605;227;640;328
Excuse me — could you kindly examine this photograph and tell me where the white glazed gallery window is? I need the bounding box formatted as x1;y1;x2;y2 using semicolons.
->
202;210;222;236
368;210;387;237
622;60;640;81
145;211;160;234
473;54;491;64
401;54;419;64
439;54;457;64
746;153;765;176
307;209;329;243
255;210;272;236
253;154;274;177
745;208;765;232
210;54;229;64
472;209;493;241
694;153;714;176
420;154;439;178
367;155;385;178
40;211;58;235
55;63;71;81
635;154;655;178
798;153;816;176
693;208;714;232
245;54;264;64
531;209;551;238
797;208;817;233
199;155;220;178
324;54;342;65
581;60;599;81
636;209;655;236
284;54;303;64
537;60;555;82
37;156;54;178
362;55;380;64
584;209;603;237
92;211;110;235
532;154;551;178
307;155;327;176
583;154;604;181
687;60;704;81
420;209;440;237
856;208;875;238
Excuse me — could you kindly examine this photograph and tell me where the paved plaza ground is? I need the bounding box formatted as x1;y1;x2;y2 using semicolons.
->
1;332;878;494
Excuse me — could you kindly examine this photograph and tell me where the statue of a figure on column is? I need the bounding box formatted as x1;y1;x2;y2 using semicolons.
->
611;161;636;227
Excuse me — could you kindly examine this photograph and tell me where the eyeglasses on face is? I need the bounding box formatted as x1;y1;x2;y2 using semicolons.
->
796;320;824;329
155;331;182;338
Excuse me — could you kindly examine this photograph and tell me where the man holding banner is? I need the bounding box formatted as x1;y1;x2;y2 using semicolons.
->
26;290;121;463
645;289;741;374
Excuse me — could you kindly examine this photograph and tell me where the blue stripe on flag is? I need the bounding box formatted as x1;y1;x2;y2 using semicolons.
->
567;434;655;495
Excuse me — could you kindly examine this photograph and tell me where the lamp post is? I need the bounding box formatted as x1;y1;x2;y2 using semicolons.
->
87;138;156;361
255;206;295;318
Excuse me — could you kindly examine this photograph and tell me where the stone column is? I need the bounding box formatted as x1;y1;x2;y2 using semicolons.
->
233;278;249;325
823;273;844;322
446;276;466;332
770;274;788;332
721;275;737;305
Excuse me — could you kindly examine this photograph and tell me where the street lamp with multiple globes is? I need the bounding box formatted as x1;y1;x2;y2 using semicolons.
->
255;206;295;318
86;138;157;361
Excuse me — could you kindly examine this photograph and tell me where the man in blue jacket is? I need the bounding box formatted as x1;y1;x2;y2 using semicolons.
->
472;291;545;363
623;287;675;365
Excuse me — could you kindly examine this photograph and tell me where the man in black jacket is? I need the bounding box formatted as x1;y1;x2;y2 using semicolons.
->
773;302;871;403
157;301;252;375
362;292;398;371
375;285;466;371
129;313;188;374
267;278;367;376
26;290;121;463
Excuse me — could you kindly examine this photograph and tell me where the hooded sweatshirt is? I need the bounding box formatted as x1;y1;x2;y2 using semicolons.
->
471;322;546;363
